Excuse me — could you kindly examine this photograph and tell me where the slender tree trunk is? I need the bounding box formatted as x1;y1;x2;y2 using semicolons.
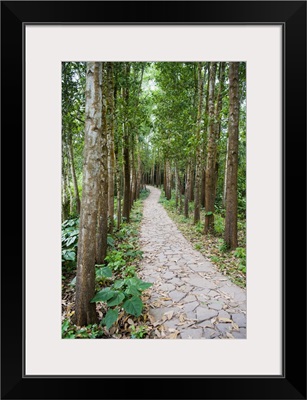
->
74;62;102;326
106;62;115;233
67;172;73;215
122;63;131;222
194;62;204;224
163;161;167;195
62;152;69;221
213;62;226;201
68;133;81;215
204;62;217;234
175;163;179;209
96;63;108;265
136;139;142;198
184;161;191;218
130;137;136;208
224;62;240;249
165;159;172;200
189;164;194;201
201;168;206;207
222;139;229;208
116;161;122;230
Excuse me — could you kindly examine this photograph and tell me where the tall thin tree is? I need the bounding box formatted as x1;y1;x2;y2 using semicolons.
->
74;62;102;326
224;62;240;249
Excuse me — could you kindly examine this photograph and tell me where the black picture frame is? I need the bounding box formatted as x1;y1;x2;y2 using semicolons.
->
1;1;306;399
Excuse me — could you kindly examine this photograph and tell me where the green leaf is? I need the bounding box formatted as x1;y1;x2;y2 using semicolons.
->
96;266;112;279
205;211;213;216
90;288;115;303
125;284;140;296
123;296;143;317
137;281;153;291
63;250;75;261
107;235;115;248
103;309;118;330
107;292;125;307
66;235;78;247
69;276;76;286
62;319;70;333
113;279;125;289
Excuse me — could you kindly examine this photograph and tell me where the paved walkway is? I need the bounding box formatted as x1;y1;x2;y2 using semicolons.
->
139;186;246;339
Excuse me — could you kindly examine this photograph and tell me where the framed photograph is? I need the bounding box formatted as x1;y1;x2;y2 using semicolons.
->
1;1;306;399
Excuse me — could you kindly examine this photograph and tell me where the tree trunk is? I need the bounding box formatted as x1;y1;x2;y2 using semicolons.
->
204;62;217;234
224;62;239;249
213;62;226;201
165;159;172;200
184;161;191;218
61;151;69;221
189;163;194;201
222;139;229;209
68;133;81;215
74;62;102;326
96;63;108;265
122;63;131;222
163;161;167;195
194;62;204;224
201;168;206;208
106;62;115;234
116;162;122;230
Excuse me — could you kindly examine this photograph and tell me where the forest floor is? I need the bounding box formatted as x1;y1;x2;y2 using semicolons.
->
139;186;246;339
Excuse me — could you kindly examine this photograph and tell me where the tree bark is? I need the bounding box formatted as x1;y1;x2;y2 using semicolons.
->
194;62;204;224
122;63;131;222
204;62;217;234
224;62;240;249
222;139;229;209
189;164;194;202
68;132;81;215
165;159;172;200
96;63;108;265
184;161;191;218
106;62;115;233
213;62;226;201
74;62;102;326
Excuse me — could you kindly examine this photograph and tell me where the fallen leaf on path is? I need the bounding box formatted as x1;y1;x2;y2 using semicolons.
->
179;314;186;323
163;310;174;320
231;322;239;331
168;331;179;339
218;317;232;323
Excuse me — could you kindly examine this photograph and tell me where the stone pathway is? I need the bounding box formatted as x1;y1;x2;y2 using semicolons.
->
138;186;246;339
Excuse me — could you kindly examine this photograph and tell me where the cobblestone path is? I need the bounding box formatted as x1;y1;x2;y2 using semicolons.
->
139;186;246;339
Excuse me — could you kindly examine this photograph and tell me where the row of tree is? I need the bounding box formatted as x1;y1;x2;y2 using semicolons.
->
62;61;245;325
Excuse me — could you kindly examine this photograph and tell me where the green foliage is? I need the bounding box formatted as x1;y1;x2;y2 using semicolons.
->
218;239;228;252
214;214;225;235
95;266;113;281
104;250;126;271
130;324;147;339
194;243;203;250
62;319;103;339
103;309;119;329
91;275;153;328
234;247;246;273
61;217;79;271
